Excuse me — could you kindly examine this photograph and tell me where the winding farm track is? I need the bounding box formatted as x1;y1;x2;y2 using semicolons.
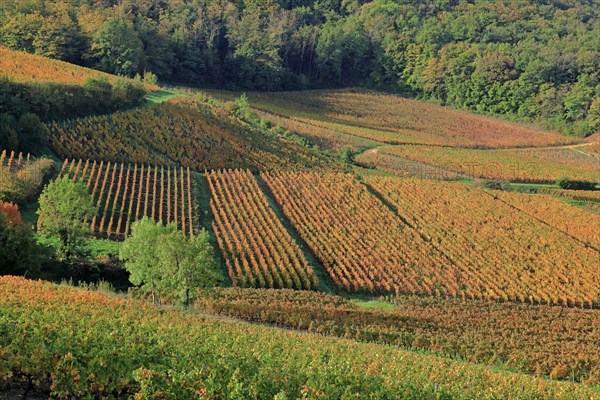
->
510;137;599;153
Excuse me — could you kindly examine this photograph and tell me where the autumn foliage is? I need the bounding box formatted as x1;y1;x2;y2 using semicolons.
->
377;145;599;183
0;276;596;399
0;201;22;226
49;100;332;172
59;159;195;240
207;169;318;290
240;89;576;148
364;175;600;307
262;172;599;307
0;46;158;90
196;287;600;384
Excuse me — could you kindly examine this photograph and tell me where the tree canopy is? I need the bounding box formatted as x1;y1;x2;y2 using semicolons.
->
120;218;222;305
37;176;97;261
0;201;40;275
0;0;598;135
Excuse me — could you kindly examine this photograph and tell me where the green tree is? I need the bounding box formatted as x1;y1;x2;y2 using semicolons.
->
37;176;97;261
119;217;168;303
89;18;144;76
588;97;600;131
120;218;222;306
33;13;85;63
0;12;44;53
16;113;48;152
157;228;222;306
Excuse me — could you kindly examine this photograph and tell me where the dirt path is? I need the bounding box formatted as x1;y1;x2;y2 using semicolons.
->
512;140;598;152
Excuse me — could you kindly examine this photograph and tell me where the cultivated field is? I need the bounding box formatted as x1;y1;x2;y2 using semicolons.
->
50;158;600;307
0;46;158;89
50;99;333;172
2;276;596;399
211;88;578;149
263;172;458;295
59;159;195;239
0;150;32;173
376;145;600;183
196;287;600;383
207;169;318;290
364;175;600;306
254;171;600;306
0;151;56;204
540;188;600;202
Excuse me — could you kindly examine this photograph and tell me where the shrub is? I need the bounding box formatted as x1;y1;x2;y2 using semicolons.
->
338;146;355;163
549;365;570;380
233;93;250;117
0;206;40;275
143;71;158;85
479;179;510;191
0;158;56;204
556;178;597;190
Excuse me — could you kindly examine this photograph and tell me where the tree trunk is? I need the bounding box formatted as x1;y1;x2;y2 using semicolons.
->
151;280;156;304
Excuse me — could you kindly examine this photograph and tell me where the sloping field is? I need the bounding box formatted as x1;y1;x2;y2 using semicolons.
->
0;46;158;90
207;169;318;290
262;172;458;296
363;176;600;306
196;287;600;384
0;276;597;399
261;172;599;306
58;159;195;240
49;99;334;172
377;145;600;183
223;88;577;149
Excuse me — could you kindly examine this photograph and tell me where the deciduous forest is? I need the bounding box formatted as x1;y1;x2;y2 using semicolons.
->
1;0;598;134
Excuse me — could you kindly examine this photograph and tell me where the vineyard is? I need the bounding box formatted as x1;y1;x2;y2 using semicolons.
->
196;287;600;384
354;148;462;180
207;170;318;290
209;88;578;148
0;46;158;90
59;159;195;239
0;150;32;173
377;145;600;183
1;276;597;399
255;109;379;152
0;150;56;204
539;188;600;203
363;175;600;307
262;172;459;295
258;171;600;306
491;190;600;247
49;100;333;172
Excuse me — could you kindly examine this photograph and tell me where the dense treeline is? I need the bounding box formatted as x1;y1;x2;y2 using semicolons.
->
0;0;598;134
